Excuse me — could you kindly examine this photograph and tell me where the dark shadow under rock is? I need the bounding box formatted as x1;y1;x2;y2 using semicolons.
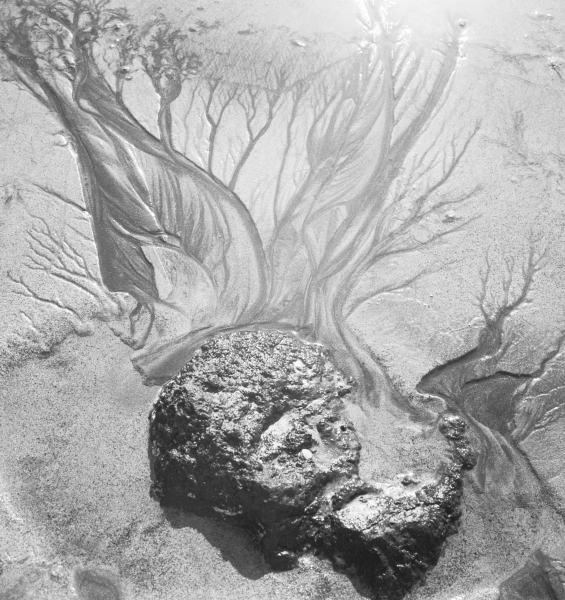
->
162;505;271;580
148;330;474;599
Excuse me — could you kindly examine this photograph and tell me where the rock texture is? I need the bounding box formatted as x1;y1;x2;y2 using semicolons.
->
148;330;475;599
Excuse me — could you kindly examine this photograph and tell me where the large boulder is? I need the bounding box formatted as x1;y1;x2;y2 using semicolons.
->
148;330;474;598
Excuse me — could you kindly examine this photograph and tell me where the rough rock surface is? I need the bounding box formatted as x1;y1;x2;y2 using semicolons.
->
148;330;475;599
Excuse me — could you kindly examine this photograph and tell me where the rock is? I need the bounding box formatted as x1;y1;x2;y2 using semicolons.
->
398;471;420;486
149;330;473;598
321;470;466;598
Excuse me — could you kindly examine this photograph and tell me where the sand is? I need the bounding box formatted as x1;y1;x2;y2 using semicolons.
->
1;0;565;598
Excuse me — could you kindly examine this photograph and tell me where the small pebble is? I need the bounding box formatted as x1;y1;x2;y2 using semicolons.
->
399;472;420;486
300;449;313;460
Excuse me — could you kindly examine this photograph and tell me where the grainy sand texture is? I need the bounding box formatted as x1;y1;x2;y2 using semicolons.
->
1;0;565;599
